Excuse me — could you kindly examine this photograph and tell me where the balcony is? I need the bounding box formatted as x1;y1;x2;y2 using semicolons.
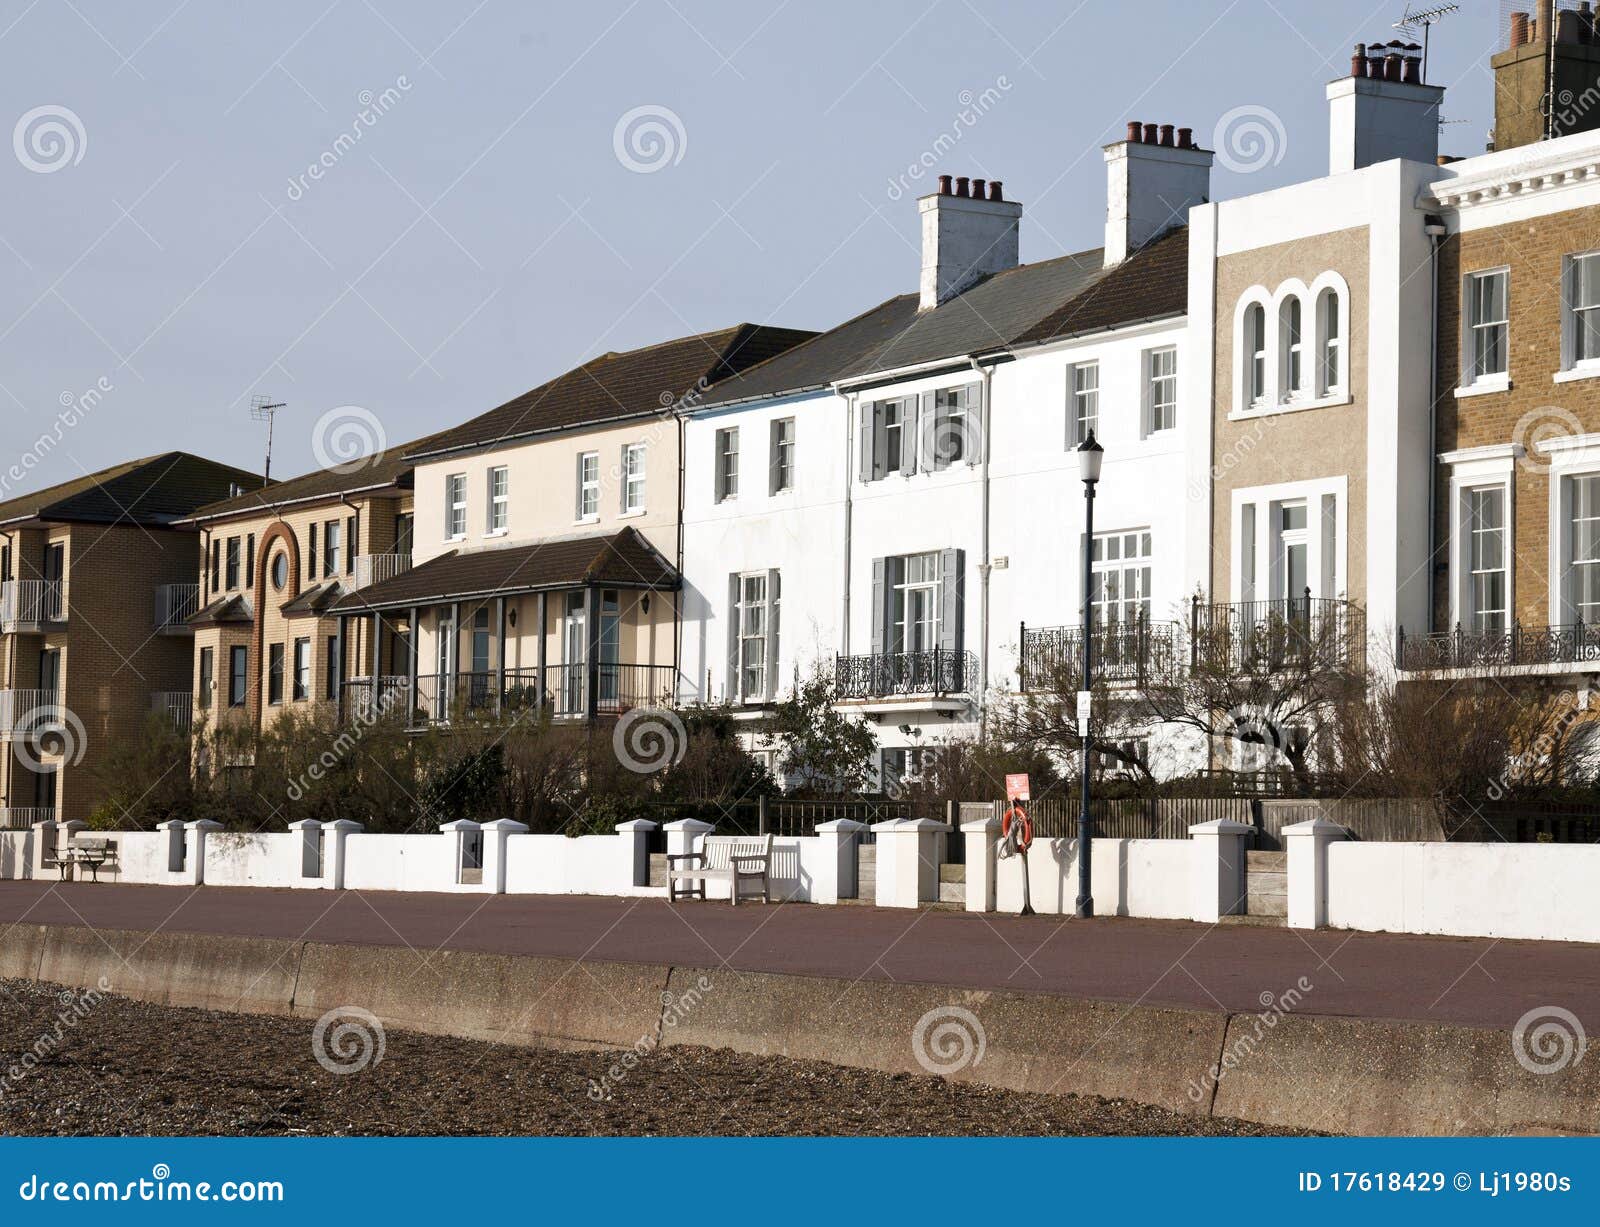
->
1019;617;1182;691
0;580;65;632
151;691;193;732
833;649;978;702
342;663;679;728
0;690;63;740
1397;621;1600;673
352;553;413;591
154;584;200;634
1189;594;1364;673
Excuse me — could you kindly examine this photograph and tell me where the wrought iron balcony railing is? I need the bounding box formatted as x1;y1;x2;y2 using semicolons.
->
832;649;978;701
1018;616;1182;691
1189;591;1364;673
1397;621;1600;672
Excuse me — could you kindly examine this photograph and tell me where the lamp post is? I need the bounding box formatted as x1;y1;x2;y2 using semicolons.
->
1075;431;1104;920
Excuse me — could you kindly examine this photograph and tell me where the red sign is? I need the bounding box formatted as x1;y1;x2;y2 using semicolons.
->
1005;773;1030;805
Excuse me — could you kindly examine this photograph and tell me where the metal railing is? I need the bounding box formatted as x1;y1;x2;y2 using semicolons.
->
1190;591;1363;672
352;553;413;591
1396;621;1600;672
0;807;56;830
151;691;193;732
1018;615;1182;690
154;583;200;632
0;580;65;630
343;663;678;728
833;649;978;700
0;690;63;739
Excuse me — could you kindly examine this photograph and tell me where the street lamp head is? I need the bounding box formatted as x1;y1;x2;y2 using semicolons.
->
1077;431;1104;484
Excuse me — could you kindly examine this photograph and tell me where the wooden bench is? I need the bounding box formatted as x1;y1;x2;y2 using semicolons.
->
666;833;772;905
63;836;118;882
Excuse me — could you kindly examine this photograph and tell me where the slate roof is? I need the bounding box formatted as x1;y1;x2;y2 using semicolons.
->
0;452;267;529
1012;227;1189;346
407;324;817;460
331;527;679;613
189;594;254;626
280;580;347;616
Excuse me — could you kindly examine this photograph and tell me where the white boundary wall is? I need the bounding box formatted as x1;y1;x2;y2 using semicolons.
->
995;837;1197;920
342;834;469;894
204;833;310;889
504;833;659;898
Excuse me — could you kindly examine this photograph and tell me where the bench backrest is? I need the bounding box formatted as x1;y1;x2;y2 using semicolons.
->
701;834;772;871
74;837;116;854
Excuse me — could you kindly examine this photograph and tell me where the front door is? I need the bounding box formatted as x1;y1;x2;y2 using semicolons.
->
562;594;586;715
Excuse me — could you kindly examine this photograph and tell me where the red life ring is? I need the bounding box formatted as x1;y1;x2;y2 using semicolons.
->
1002;804;1033;852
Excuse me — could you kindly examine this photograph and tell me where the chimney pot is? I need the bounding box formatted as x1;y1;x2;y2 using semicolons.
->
987;180;1003;201
1126;120;1142;142
1352;43;1367;76
1403;55;1421;85
1159;123;1175;146
971;177;986;199
1537;0;1553;42
1177;126;1194;149
937;174;952;195
1141;122;1159;143
954;176;970;197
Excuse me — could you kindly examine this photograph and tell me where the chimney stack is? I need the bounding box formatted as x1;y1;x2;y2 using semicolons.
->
918;174;1022;310
1493;4;1600;150
1103;121;1211;267
1326;42;1444;173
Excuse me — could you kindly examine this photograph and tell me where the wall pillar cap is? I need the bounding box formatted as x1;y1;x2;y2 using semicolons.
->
185;819;225;832
1187;818;1255;836
872;817;946;833
1282;817;1349;837
480;818;530;834
326;819;365;832
663;818;715;833
438;818;482;832
960;816;1002;833
816;818;868;833
287;818;323;831
157;818;186;831
615;819;660;832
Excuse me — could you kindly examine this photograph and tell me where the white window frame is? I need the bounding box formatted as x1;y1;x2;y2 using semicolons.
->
1144;346;1177;434
770;417;795;494
1067;360;1099;447
621;443;646;514
1089;530;1153;626
577;452;600;521
1462;267;1509;391
1562;250;1600;376
445;473;467;540
1239;297;1269;411
1279;296;1305;402
1230;477;1348;606
736;572;770;701
1466;486;1509;635
487;465;509;534
1442;445;1519;635
890;551;941;655
715;427;739;503
1315;284;1343;397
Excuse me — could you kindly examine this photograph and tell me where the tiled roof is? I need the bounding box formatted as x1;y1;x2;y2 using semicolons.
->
331;527;679;612
0;452;267;529
1012;227;1189;346
407;324;816;460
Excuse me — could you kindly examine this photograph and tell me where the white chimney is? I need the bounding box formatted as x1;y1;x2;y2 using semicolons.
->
918;176;1021;310
1327;43;1443;174
1103;123;1212;267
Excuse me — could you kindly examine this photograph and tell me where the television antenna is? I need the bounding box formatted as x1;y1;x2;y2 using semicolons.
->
1393;3;1460;80
249;395;286;485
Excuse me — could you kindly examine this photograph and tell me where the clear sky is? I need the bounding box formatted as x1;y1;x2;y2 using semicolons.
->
0;0;1506;493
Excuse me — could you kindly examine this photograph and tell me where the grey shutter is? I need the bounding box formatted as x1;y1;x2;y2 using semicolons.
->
765;568;781;699
712;439;724;503
870;557;888;656
726;573;741;701
939;548;964;653
871;404;889;480
858;404;874;483
768;421;780;495
924;390;944;471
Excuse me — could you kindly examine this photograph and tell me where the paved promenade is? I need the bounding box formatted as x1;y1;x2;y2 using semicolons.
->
2;880;1596;1030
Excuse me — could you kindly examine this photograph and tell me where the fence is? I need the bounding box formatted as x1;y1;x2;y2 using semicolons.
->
1022;793;1253;840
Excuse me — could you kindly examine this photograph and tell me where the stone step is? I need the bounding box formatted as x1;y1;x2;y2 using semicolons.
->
938;863;966;883
1218;912;1286;928
1246;850;1287;871
648;852;667;889
1247;892;1288;917
938;880;965;904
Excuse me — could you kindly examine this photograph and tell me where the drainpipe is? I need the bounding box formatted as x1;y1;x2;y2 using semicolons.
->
1425;215;1447;636
841;391;857;658
675;412;686;698
970;357;995;739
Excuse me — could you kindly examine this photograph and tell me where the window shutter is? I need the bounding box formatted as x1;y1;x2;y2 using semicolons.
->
857;404;875;482
347;516;357;573
726;573;741;701
870;557;887;656
308;523;317;579
245;535;255;589
714;434;726;503
925;390;945;471
765;568;781;699
939;548;964;653
768;421;781;495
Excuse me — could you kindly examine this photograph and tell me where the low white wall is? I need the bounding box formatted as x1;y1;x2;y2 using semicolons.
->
203;832;310;889
116;831;185;885
995;837;1195;920
342;833;472;894
504;833;658;897
0;831;31;879
1325;841;1600;943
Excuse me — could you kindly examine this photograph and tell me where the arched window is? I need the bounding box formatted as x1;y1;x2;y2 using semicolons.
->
1316;286;1342;395
1244;302;1267;406
1280;297;1304;400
